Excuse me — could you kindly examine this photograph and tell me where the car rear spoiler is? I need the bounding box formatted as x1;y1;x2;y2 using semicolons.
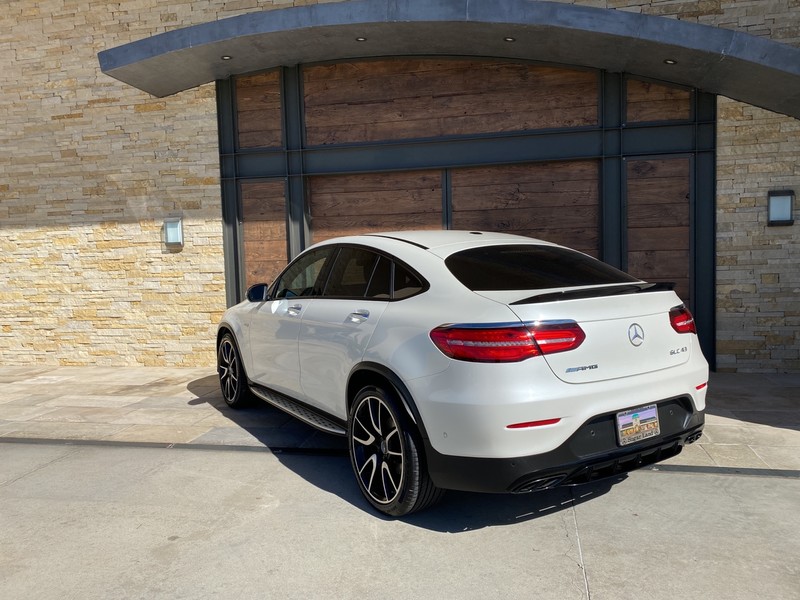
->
510;282;675;305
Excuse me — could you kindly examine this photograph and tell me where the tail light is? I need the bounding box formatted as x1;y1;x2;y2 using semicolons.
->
669;305;697;334
533;322;587;354
430;321;585;363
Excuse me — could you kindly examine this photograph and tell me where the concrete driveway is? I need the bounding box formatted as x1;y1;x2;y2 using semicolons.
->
1;442;798;600
1;367;799;598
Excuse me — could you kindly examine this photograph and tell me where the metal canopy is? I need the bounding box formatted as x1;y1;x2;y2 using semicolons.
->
97;0;800;119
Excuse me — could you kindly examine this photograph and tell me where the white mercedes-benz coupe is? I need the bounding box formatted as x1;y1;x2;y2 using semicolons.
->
217;231;708;516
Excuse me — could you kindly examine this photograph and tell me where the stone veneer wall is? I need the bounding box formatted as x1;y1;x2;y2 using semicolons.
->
716;100;800;373
1;1;231;367
1;0;798;368
569;0;800;44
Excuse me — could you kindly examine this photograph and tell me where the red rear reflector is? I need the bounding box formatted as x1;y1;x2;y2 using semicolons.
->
696;382;708;391
669;305;697;334
430;321;585;363
507;418;561;429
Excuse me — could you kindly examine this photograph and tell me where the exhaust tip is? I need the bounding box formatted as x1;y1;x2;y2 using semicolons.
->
685;432;702;445
511;474;566;494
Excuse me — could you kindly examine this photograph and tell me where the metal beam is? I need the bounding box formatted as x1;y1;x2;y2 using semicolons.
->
215;79;243;307
227;123;708;180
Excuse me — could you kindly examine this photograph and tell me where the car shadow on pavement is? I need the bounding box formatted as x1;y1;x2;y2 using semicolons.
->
275;450;625;532
186;375;348;451
187;374;624;530
406;478;624;532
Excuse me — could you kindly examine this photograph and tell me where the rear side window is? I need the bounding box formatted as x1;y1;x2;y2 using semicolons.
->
323;247;378;298
394;264;424;299
446;245;639;291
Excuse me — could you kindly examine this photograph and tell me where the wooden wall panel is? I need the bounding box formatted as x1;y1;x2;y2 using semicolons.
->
626;157;691;303
241;180;287;287
451;161;600;256
308;171;442;243
304;59;598;145
236;70;282;149
626;78;691;123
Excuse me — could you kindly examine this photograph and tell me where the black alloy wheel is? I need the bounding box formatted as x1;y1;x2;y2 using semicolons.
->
217;333;250;408
348;385;443;516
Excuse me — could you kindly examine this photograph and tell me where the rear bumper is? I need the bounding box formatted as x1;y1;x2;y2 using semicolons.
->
424;396;704;493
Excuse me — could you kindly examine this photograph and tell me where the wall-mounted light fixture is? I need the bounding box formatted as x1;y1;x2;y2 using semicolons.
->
163;217;184;249
768;190;794;226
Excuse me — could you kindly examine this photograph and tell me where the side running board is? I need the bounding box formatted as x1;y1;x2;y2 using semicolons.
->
250;384;347;436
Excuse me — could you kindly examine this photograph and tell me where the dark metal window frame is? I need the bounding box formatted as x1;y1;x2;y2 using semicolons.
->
217;59;716;365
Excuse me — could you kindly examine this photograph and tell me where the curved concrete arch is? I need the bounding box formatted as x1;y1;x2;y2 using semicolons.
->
98;0;800;118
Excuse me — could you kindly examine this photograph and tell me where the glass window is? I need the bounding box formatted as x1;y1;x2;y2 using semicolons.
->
394;263;424;299
323;247;378;298
273;248;332;298
445;245;639;291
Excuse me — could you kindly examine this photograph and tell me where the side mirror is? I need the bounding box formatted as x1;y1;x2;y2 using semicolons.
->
246;283;271;303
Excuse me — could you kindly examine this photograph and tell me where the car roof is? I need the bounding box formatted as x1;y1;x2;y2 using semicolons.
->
365;230;551;250
307;230;563;262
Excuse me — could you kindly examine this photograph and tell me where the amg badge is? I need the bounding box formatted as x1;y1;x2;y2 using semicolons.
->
566;364;598;373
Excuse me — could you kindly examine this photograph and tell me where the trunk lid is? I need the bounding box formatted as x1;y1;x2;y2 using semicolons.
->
479;287;693;383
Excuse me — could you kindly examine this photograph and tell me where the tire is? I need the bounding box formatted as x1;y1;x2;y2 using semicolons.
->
217;333;251;408
347;385;444;517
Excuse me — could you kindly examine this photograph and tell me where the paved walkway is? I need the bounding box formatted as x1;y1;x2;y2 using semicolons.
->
0;366;345;452
1;366;798;470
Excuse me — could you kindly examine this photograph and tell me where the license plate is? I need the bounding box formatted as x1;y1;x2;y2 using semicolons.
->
616;404;660;446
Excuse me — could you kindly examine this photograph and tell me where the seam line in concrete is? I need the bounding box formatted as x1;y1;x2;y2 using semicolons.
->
647;464;800;479
0;437;349;456
0;446;78;489
1;440;795;476
570;493;592;600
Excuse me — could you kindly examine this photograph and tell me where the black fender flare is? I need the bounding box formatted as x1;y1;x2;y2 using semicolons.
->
347;362;430;442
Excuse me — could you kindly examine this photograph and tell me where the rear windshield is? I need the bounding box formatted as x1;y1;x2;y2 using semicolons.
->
445;245;639;291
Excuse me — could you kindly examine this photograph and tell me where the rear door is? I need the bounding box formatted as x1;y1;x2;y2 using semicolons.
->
298;248;392;418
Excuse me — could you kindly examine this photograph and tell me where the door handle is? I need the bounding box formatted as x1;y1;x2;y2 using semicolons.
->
287;304;303;317
347;309;370;323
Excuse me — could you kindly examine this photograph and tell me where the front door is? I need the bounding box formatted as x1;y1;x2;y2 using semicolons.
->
248;247;333;398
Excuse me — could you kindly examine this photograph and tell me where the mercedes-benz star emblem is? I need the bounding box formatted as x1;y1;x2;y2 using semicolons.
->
628;323;645;347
